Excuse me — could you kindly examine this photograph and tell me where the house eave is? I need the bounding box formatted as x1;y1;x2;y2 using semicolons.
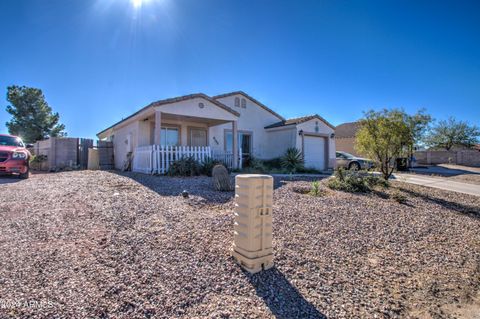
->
97;93;239;137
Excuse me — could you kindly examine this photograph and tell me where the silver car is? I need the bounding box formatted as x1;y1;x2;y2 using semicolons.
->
336;151;375;170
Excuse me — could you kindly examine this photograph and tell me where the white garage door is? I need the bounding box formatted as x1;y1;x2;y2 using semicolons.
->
304;136;326;170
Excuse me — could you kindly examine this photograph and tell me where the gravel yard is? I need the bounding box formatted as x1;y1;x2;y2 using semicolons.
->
0;171;479;318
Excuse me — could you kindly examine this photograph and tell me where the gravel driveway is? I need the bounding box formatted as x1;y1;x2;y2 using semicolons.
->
0;171;479;318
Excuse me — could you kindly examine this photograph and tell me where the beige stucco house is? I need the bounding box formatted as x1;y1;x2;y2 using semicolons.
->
335;121;363;156
97;91;336;172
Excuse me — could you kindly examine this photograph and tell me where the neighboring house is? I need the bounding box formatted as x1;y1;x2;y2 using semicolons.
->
97;91;336;172
335;121;362;156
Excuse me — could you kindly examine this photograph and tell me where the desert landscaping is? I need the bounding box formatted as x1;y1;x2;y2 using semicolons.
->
0;171;479;318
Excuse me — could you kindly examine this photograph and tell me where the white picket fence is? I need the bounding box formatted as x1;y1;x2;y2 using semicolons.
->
212;151;234;169
132;145;242;174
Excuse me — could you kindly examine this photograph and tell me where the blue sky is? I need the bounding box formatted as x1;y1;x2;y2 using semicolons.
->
0;0;479;140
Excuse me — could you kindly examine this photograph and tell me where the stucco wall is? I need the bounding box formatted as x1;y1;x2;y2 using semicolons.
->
103;94;337;168
263;127;297;159
112;120;138;169
55;138;78;167
211;94;283;159
33;138;79;170
296;119;336;168
158;97;237;122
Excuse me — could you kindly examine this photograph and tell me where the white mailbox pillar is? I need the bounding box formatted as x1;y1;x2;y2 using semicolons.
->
232;174;274;273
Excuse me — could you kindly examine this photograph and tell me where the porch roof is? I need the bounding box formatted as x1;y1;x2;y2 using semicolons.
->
97;93;239;138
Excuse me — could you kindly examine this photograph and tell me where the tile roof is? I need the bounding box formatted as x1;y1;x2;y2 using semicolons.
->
264;114;335;130
334;122;360;138
97;93;239;137
212;91;285;121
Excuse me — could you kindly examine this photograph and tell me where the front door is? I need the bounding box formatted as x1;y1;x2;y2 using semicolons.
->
190;128;208;147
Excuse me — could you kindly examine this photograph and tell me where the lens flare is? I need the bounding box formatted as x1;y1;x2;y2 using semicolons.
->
131;0;143;8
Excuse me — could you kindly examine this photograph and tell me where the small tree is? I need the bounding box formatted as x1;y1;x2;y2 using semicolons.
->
356;109;410;180
405;109;432;166
5;85;66;143
425;117;479;150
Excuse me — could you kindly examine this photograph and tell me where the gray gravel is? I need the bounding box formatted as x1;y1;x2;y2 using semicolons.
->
0;171;479;318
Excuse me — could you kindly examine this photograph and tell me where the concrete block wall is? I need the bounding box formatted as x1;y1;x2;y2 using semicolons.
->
54;138;79;168
33;137;79;170
415;150;480;166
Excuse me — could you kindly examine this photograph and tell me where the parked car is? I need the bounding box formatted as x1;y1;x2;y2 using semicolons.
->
0;134;31;179
335;151;374;170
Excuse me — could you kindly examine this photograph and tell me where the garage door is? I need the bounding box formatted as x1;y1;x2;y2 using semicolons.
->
304;136;326;170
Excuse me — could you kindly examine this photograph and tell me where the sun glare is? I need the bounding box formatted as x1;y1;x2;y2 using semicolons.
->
128;0;164;10
131;0;143;8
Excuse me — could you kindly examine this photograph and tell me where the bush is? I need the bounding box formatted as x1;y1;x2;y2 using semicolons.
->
327;169;370;193
291;181;326;196
364;174;390;188
167;157;201;177
263;157;282;170
281;148;304;173
30;154;47;164
309;181;325;196
297;166;322;174
327;169;390;193
200;157;222;176
249;157;267;172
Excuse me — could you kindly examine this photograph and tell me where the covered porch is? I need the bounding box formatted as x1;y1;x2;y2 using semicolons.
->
132;106;241;174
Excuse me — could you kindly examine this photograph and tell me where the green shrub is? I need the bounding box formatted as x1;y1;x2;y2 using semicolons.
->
327;169;370;193
309;181;325;196
168;156;201;177
269;167;289;174
281;148;304;173
30;154;47;163
248;157;267;173
200;157;222;176
297;166;322;174
263;157;282;170
364;174;390;188
334;167;346;181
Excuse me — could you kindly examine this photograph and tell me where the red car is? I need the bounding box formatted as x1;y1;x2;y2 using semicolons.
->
0;134;31;179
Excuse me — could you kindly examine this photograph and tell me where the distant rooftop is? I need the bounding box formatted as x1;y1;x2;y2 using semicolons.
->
335;122;359;138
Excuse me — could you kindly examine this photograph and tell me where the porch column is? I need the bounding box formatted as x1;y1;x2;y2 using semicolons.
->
154;109;162;145
232;120;238;169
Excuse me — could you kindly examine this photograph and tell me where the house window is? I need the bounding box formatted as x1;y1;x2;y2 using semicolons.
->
234;97;240;107
161;126;179;146
241;98;246;108
225;131;252;155
189;127;207;147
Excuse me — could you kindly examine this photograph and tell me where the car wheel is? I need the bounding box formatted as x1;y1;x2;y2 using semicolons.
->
19;166;29;179
349;162;360;171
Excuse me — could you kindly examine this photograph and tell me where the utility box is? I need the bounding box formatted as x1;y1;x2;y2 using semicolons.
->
232;174;274;273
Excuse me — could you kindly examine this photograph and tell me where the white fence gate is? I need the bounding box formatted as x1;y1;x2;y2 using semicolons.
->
132;146;242;174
